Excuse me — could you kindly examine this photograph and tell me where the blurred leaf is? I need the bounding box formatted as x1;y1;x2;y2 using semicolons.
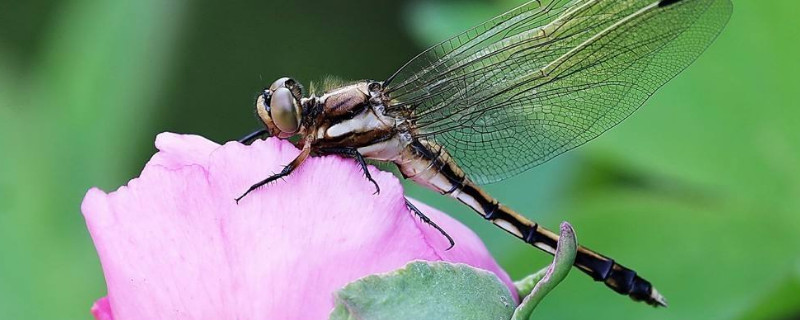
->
330;261;515;320
558;0;800;318
736;270;800;320
0;0;186;318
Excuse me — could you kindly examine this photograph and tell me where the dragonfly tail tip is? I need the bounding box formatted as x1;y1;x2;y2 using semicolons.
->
650;287;668;307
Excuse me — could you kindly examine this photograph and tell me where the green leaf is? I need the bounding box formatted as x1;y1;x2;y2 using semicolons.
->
330;261;515;320
512;222;577;320
514;267;548;299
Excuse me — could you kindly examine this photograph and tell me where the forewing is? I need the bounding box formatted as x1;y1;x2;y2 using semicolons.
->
385;0;732;184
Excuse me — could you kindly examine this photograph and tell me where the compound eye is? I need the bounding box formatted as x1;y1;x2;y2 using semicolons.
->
270;77;303;99
269;77;291;92
260;89;272;109
269;87;301;134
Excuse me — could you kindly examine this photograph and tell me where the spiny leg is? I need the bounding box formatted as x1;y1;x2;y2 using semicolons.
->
234;166;292;203
235;143;311;203
319;147;380;195
405;198;455;250
238;129;269;145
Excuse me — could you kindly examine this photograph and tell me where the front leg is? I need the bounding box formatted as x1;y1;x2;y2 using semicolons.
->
318;147;380;195
235;142;311;203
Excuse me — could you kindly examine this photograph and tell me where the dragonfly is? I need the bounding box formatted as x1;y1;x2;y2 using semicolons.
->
235;0;732;307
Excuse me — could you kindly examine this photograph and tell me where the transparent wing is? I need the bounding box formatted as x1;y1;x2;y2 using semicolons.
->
384;0;732;184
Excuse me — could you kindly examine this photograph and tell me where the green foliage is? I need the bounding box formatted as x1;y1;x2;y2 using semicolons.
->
736;270;800;320
0;0;186;318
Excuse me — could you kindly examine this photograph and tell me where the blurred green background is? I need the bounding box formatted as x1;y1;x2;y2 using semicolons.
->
0;0;798;319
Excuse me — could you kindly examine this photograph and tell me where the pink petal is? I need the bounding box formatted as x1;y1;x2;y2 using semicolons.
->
82;133;514;319
146;132;220;170
90;297;114;320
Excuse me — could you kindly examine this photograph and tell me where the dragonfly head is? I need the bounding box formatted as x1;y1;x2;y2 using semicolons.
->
257;77;305;139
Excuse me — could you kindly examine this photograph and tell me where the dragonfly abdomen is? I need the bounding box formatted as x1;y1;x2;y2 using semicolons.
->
395;138;667;307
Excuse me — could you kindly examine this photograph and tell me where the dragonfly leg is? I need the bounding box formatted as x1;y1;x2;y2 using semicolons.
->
318;147;380;195
405;198;455;250
235;143;311;203
238;129;269;145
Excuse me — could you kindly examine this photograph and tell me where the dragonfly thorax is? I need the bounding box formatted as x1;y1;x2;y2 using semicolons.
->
316;82;399;143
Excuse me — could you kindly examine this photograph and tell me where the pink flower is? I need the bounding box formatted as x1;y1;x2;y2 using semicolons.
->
82;133;515;319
